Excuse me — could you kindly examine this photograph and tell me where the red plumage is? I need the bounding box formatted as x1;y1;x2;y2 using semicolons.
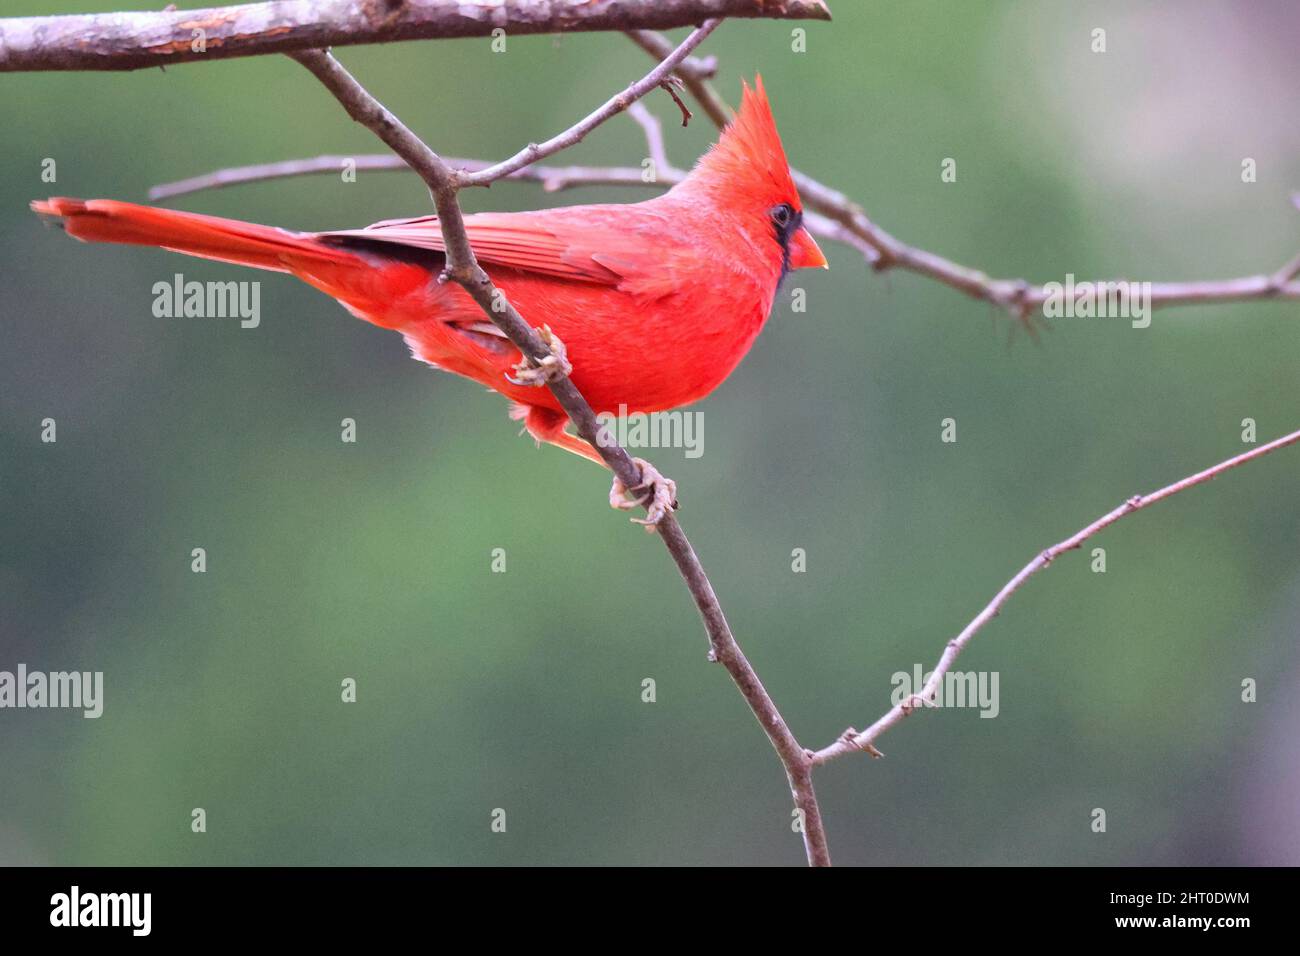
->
32;77;826;463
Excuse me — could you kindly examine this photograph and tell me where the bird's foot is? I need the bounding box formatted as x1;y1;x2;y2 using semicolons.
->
609;457;678;531
506;325;572;386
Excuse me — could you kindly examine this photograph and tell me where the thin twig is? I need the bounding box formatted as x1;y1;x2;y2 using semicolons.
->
455;20;720;187
659;78;694;127
286;40;832;867
811;426;1300;765
0;0;830;72
148;153;680;201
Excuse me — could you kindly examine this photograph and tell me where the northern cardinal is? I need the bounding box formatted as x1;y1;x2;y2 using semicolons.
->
33;77;826;523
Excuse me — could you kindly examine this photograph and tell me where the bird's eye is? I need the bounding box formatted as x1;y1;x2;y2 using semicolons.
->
771;203;795;229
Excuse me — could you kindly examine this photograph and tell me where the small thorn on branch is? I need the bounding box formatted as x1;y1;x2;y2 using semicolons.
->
837;728;882;757
659;77;692;127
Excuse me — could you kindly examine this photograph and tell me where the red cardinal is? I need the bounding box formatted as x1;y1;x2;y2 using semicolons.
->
33;77;826;523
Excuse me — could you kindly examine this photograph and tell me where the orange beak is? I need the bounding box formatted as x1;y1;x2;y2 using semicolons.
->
789;225;829;270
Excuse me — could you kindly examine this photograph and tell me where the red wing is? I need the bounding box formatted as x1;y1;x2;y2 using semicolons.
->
320;211;633;286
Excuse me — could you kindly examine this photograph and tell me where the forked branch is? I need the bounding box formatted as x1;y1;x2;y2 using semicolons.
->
813;426;1300;764
285;23;833;867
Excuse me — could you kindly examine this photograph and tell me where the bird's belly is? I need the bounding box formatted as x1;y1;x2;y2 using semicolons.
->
373;266;770;415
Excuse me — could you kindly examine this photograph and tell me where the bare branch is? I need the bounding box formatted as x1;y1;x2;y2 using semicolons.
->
0;0;830;73
147;95;685;202
286;42;832;867
792;175;1300;317
148;153;680;201
456;19;720;187
811;426;1300;766
147;91;688;203
148;79;692;202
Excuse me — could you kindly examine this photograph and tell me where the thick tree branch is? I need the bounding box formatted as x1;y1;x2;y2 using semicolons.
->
0;0;830;72
286;34;832;866
811;426;1300;766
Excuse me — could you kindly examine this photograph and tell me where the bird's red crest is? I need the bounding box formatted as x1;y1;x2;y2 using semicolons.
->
689;75;799;209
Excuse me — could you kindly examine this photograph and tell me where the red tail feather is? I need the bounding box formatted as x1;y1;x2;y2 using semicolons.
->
31;197;357;274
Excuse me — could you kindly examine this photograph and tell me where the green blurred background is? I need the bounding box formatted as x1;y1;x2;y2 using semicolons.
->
2;0;1298;866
